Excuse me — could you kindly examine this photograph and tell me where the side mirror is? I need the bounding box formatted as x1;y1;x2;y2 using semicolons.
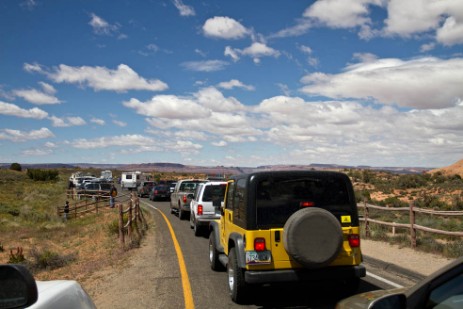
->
370;294;406;309
0;264;38;308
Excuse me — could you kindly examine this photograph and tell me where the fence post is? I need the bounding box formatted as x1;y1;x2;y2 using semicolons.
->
96;195;99;214
118;203;125;247
410;202;416;248
128;198;133;242
364;200;370;238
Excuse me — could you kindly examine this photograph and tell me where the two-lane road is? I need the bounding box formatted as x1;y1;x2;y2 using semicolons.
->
141;198;413;309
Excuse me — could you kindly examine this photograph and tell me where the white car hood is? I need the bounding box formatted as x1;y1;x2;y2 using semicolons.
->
28;280;96;309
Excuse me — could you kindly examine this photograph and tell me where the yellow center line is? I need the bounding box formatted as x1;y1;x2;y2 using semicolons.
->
148;203;195;309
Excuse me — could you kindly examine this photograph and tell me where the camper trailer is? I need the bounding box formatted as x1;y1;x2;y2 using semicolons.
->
121;171;141;190
100;170;113;181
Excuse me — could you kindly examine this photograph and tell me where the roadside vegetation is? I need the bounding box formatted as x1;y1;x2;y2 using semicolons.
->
0;168;147;281
347;169;463;258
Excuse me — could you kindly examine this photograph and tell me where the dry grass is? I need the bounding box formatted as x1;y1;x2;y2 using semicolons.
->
0;208;132;281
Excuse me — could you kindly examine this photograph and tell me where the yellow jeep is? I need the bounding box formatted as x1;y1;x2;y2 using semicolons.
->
208;170;365;303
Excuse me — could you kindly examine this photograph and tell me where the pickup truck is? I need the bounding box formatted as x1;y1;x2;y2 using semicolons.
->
189;181;227;236
208;170;365;303
170;179;207;220
137;181;155;198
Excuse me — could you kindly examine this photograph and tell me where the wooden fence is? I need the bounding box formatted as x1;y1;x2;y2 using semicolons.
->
58;191;132;219
57;191;147;248
358;201;463;248
118;193;148;248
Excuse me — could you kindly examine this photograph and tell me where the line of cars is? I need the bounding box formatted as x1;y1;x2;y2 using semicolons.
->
136;180;176;201
148;171;463;308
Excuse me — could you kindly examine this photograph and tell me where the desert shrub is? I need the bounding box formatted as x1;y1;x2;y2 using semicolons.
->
9;163;22;172
107;219;121;235
444;240;463;258
26;169;59;181
383;196;408;208
29;247;77;270
8;247;26;263
416;236;444;254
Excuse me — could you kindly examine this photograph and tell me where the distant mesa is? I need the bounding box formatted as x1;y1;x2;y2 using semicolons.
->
429;159;463;177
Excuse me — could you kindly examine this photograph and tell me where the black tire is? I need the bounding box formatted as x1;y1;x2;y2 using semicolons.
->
193;220;202;236
178;206;184;220
209;233;224;271
341;277;361;296
189;212;194;229
227;247;249;304
283;207;343;268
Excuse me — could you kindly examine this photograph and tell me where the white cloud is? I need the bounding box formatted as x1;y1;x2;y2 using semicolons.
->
436;16;463;46
13;82;61;105
268;19;312;39
22;148;53;156
181;60;229;72
216;79;255;91
72;134;154;149
124;95;211;120
304;0;382;29
300;57;463;109
89;13;120;36
0;127;54;142
90;117;105;125
212;140;227;147
112;120;127;127
202;16;249;39
25;63;168;92
49;116;86;127
194;87;246;112
224;42;280;63
20;0;37;10
0;101;48;119
384;0;463;45
172;0;195;16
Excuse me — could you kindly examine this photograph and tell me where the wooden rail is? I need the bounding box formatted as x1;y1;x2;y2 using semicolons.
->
118;192;148;248
57;191;132;219
358;202;463;248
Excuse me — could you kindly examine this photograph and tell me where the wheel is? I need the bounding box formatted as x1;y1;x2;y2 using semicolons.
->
283;207;343;268
190;212;194;229
341;277;361;296
193;218;202;237
178;206;184;220
170;205;175;214
227;247;249;304
209;233;224;271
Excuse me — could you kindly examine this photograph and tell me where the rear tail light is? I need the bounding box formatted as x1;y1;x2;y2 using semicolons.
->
198;205;203;215
348;234;360;248
183;195;187;203
300;201;314;207
154;190;158;194
254;238;266;252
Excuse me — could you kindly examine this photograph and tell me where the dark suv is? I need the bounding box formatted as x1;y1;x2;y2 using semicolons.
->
208;170;366;303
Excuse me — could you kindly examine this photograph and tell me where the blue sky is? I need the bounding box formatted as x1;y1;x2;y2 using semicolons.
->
1;0;463;168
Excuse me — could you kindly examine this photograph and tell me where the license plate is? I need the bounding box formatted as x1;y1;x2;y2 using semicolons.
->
246;251;271;264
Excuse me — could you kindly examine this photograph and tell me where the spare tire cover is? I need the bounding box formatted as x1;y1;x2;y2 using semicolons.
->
283;207;343;268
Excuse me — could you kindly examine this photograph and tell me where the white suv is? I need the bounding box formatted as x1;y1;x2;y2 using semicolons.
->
189;181;227;236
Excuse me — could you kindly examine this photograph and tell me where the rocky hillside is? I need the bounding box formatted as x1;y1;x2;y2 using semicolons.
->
429;159;463;177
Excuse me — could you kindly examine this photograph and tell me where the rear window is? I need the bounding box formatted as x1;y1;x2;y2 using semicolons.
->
202;184;227;202
256;176;351;228
100;183;111;191
179;181;205;192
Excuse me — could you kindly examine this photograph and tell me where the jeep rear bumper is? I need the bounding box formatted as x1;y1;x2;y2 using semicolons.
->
244;264;366;284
